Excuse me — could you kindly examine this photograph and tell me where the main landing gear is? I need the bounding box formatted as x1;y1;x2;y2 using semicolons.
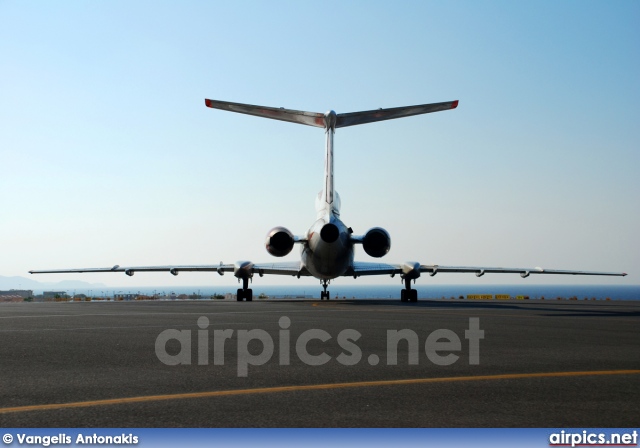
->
237;277;253;301
400;277;418;302
320;279;330;300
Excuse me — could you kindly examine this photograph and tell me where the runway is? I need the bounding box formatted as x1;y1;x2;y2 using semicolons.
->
0;299;638;427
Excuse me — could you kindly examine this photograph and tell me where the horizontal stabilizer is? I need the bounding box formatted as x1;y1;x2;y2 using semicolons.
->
336;100;458;128
205;99;325;127
205;99;458;129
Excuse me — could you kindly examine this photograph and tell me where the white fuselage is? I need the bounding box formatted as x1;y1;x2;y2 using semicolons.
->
301;195;353;280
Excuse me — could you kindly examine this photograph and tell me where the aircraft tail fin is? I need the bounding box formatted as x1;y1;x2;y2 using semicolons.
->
204;99;325;128
336;100;458;128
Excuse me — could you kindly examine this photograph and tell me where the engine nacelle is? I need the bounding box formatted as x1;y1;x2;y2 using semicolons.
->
265;226;295;257
362;227;391;258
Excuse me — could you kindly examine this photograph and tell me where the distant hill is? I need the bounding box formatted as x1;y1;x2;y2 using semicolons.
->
0;275;107;291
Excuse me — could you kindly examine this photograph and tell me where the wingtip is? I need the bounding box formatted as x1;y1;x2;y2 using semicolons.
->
204;98;212;108
451;100;459;109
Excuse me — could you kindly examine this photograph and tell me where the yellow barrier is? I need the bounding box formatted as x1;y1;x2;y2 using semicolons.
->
466;294;493;300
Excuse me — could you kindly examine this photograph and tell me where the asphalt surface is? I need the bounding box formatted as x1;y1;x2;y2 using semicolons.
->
0;298;638;427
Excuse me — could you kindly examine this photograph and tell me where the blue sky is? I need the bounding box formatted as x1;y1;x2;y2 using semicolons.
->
1;1;638;288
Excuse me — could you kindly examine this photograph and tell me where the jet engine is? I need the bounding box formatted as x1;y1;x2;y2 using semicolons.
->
362;227;391;258
265;226;295;257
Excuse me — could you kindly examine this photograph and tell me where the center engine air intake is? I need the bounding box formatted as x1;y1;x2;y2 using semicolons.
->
362;227;391;258
265;226;295;257
320;223;340;243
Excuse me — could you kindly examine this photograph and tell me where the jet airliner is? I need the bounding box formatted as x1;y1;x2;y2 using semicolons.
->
30;99;627;301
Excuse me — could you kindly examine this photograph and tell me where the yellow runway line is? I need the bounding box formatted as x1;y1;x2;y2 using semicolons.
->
1;369;639;415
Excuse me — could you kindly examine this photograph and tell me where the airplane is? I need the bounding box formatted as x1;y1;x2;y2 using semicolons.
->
30;99;627;302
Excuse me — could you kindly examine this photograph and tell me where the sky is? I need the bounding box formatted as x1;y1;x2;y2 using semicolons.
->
1;1;638;290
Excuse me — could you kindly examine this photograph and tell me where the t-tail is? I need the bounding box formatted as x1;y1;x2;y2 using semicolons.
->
204;98;459;219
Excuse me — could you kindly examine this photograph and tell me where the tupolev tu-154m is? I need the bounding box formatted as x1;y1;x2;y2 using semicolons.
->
30;99;627;301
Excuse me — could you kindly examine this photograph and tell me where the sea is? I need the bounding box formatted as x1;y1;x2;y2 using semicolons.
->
60;284;640;301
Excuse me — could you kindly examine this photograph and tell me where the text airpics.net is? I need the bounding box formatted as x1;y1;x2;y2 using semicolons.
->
549;430;638;447
155;316;484;376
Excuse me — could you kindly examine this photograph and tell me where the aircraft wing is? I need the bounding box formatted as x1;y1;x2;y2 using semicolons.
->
29;264;233;276
30;261;625;279
348;262;401;276
418;265;627;278
30;261;313;277
251;261;312;277
348;262;626;278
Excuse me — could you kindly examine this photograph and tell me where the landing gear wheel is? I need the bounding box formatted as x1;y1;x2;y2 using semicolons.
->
245;289;253;301
326;292;330;300
320;292;326;300
401;277;418;302
237;289;244;301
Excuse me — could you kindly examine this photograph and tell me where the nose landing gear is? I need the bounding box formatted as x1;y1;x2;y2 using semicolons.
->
320;279;330;300
237;276;253;301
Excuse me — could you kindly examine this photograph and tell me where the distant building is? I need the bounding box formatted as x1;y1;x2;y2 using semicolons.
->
0;290;33;299
43;291;69;300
